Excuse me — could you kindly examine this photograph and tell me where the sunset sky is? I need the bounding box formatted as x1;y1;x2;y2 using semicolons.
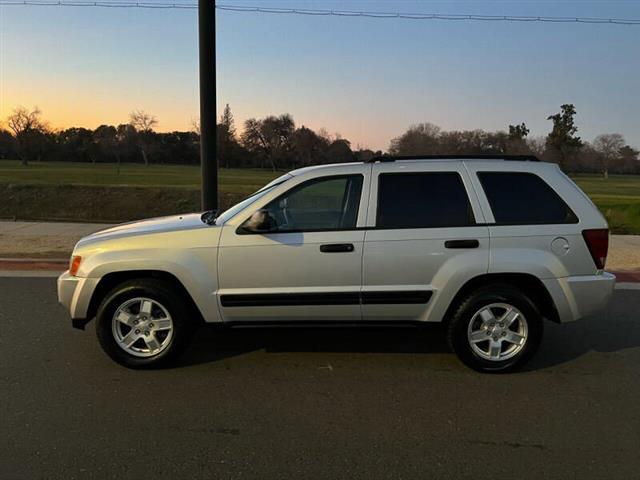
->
1;0;639;151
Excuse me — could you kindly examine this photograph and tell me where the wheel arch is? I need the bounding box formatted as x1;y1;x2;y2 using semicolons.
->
443;272;560;324
86;270;205;325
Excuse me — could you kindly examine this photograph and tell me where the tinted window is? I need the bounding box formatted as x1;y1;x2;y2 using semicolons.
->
376;172;475;229
261;175;363;232
478;172;578;224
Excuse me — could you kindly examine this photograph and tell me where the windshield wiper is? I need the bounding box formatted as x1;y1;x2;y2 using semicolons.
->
200;210;219;225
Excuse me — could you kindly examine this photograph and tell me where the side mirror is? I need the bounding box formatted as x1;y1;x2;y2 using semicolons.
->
240;209;277;234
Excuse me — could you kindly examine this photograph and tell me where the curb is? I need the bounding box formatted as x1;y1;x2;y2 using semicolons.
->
0;257;68;262
611;271;640;283
0;259;68;271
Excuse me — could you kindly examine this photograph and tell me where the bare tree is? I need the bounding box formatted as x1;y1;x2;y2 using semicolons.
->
190;118;201;136
6;106;48;165
593;133;625;179
526;136;546;158
129;109;158;132
129;110;158;166
317;128;333;144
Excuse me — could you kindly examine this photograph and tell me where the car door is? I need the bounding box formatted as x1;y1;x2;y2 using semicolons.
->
362;161;490;322
217;167;370;323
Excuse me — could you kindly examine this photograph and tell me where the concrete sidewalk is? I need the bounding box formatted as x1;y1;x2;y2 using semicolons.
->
0;220;112;258
0;220;639;271
609;235;640;271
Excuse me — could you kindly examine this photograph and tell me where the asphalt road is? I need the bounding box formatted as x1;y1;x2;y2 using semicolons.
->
1;278;639;479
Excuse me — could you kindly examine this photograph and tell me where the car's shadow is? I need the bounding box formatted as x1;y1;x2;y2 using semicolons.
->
175;291;640;371
176;324;450;367
527;290;640;370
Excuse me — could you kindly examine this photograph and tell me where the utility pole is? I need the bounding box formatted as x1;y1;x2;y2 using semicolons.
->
198;0;217;211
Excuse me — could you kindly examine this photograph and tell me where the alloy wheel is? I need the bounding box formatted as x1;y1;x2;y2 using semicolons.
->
466;302;528;362
111;297;174;358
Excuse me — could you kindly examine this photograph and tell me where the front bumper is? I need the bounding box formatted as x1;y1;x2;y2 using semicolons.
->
543;272;616;323
57;271;100;329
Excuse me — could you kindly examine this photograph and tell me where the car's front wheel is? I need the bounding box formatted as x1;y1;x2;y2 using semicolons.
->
96;278;196;368
447;284;543;373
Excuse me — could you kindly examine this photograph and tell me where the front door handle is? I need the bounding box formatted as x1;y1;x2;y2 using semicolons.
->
444;239;479;249
320;243;355;253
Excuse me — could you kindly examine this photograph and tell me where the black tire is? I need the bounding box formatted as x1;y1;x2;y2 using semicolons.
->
96;278;197;369
446;284;543;373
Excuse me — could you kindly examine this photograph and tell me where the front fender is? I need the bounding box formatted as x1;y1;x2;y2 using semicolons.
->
78;247;221;323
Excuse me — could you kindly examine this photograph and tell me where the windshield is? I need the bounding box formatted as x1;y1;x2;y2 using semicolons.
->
214;173;293;225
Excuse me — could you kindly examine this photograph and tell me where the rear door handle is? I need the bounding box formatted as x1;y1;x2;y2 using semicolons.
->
320;243;355;253
444;239;479;249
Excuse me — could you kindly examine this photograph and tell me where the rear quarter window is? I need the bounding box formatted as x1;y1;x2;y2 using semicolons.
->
478;172;578;225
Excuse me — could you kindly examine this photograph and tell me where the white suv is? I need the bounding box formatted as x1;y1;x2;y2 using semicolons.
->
58;155;615;372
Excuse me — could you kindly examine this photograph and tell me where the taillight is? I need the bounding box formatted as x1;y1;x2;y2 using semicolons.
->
69;256;82;276
582;229;608;270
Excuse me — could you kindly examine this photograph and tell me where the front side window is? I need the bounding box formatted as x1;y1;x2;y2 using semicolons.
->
215;174;293;225
253;175;363;232
376;172;475;229
478;172;578;224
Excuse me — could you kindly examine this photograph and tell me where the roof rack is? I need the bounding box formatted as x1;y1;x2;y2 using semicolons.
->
364;154;540;163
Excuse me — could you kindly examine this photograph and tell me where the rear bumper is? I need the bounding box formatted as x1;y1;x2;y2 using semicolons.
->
543;272;616;323
57;271;100;329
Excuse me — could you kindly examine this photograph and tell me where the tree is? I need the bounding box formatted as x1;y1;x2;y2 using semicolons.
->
116;124;138;171
618;146;640;174
218;104;237;168
240;118;264;166
353;148;376;162
220;104;236;139
507;122;530;154
327;138;353;163
526;136;546;158
290;126;327;168
593;133;625;179
6;106;48;165
93;125;118;164
55;127;95;163
190;118;201;136
0;127;17;160
317;128;332;144
241;114;295;171
390;123;516;156
129;110;158;166
92;124;137;173
389;123;441;155
509;123;530;140
157;131;201;166
546;104;583;171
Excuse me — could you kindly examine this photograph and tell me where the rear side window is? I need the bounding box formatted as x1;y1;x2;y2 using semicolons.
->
376;172;475;229
478;172;578;224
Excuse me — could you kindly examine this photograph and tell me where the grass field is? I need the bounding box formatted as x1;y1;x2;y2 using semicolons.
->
1;160;639;233
0;161;281;222
572;174;640;234
0;160;279;195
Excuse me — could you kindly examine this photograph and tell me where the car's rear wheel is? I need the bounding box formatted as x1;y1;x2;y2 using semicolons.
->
96;278;196;368
447;284;543;373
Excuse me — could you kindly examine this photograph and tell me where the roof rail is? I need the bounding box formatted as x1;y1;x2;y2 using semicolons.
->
364;154;540;163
